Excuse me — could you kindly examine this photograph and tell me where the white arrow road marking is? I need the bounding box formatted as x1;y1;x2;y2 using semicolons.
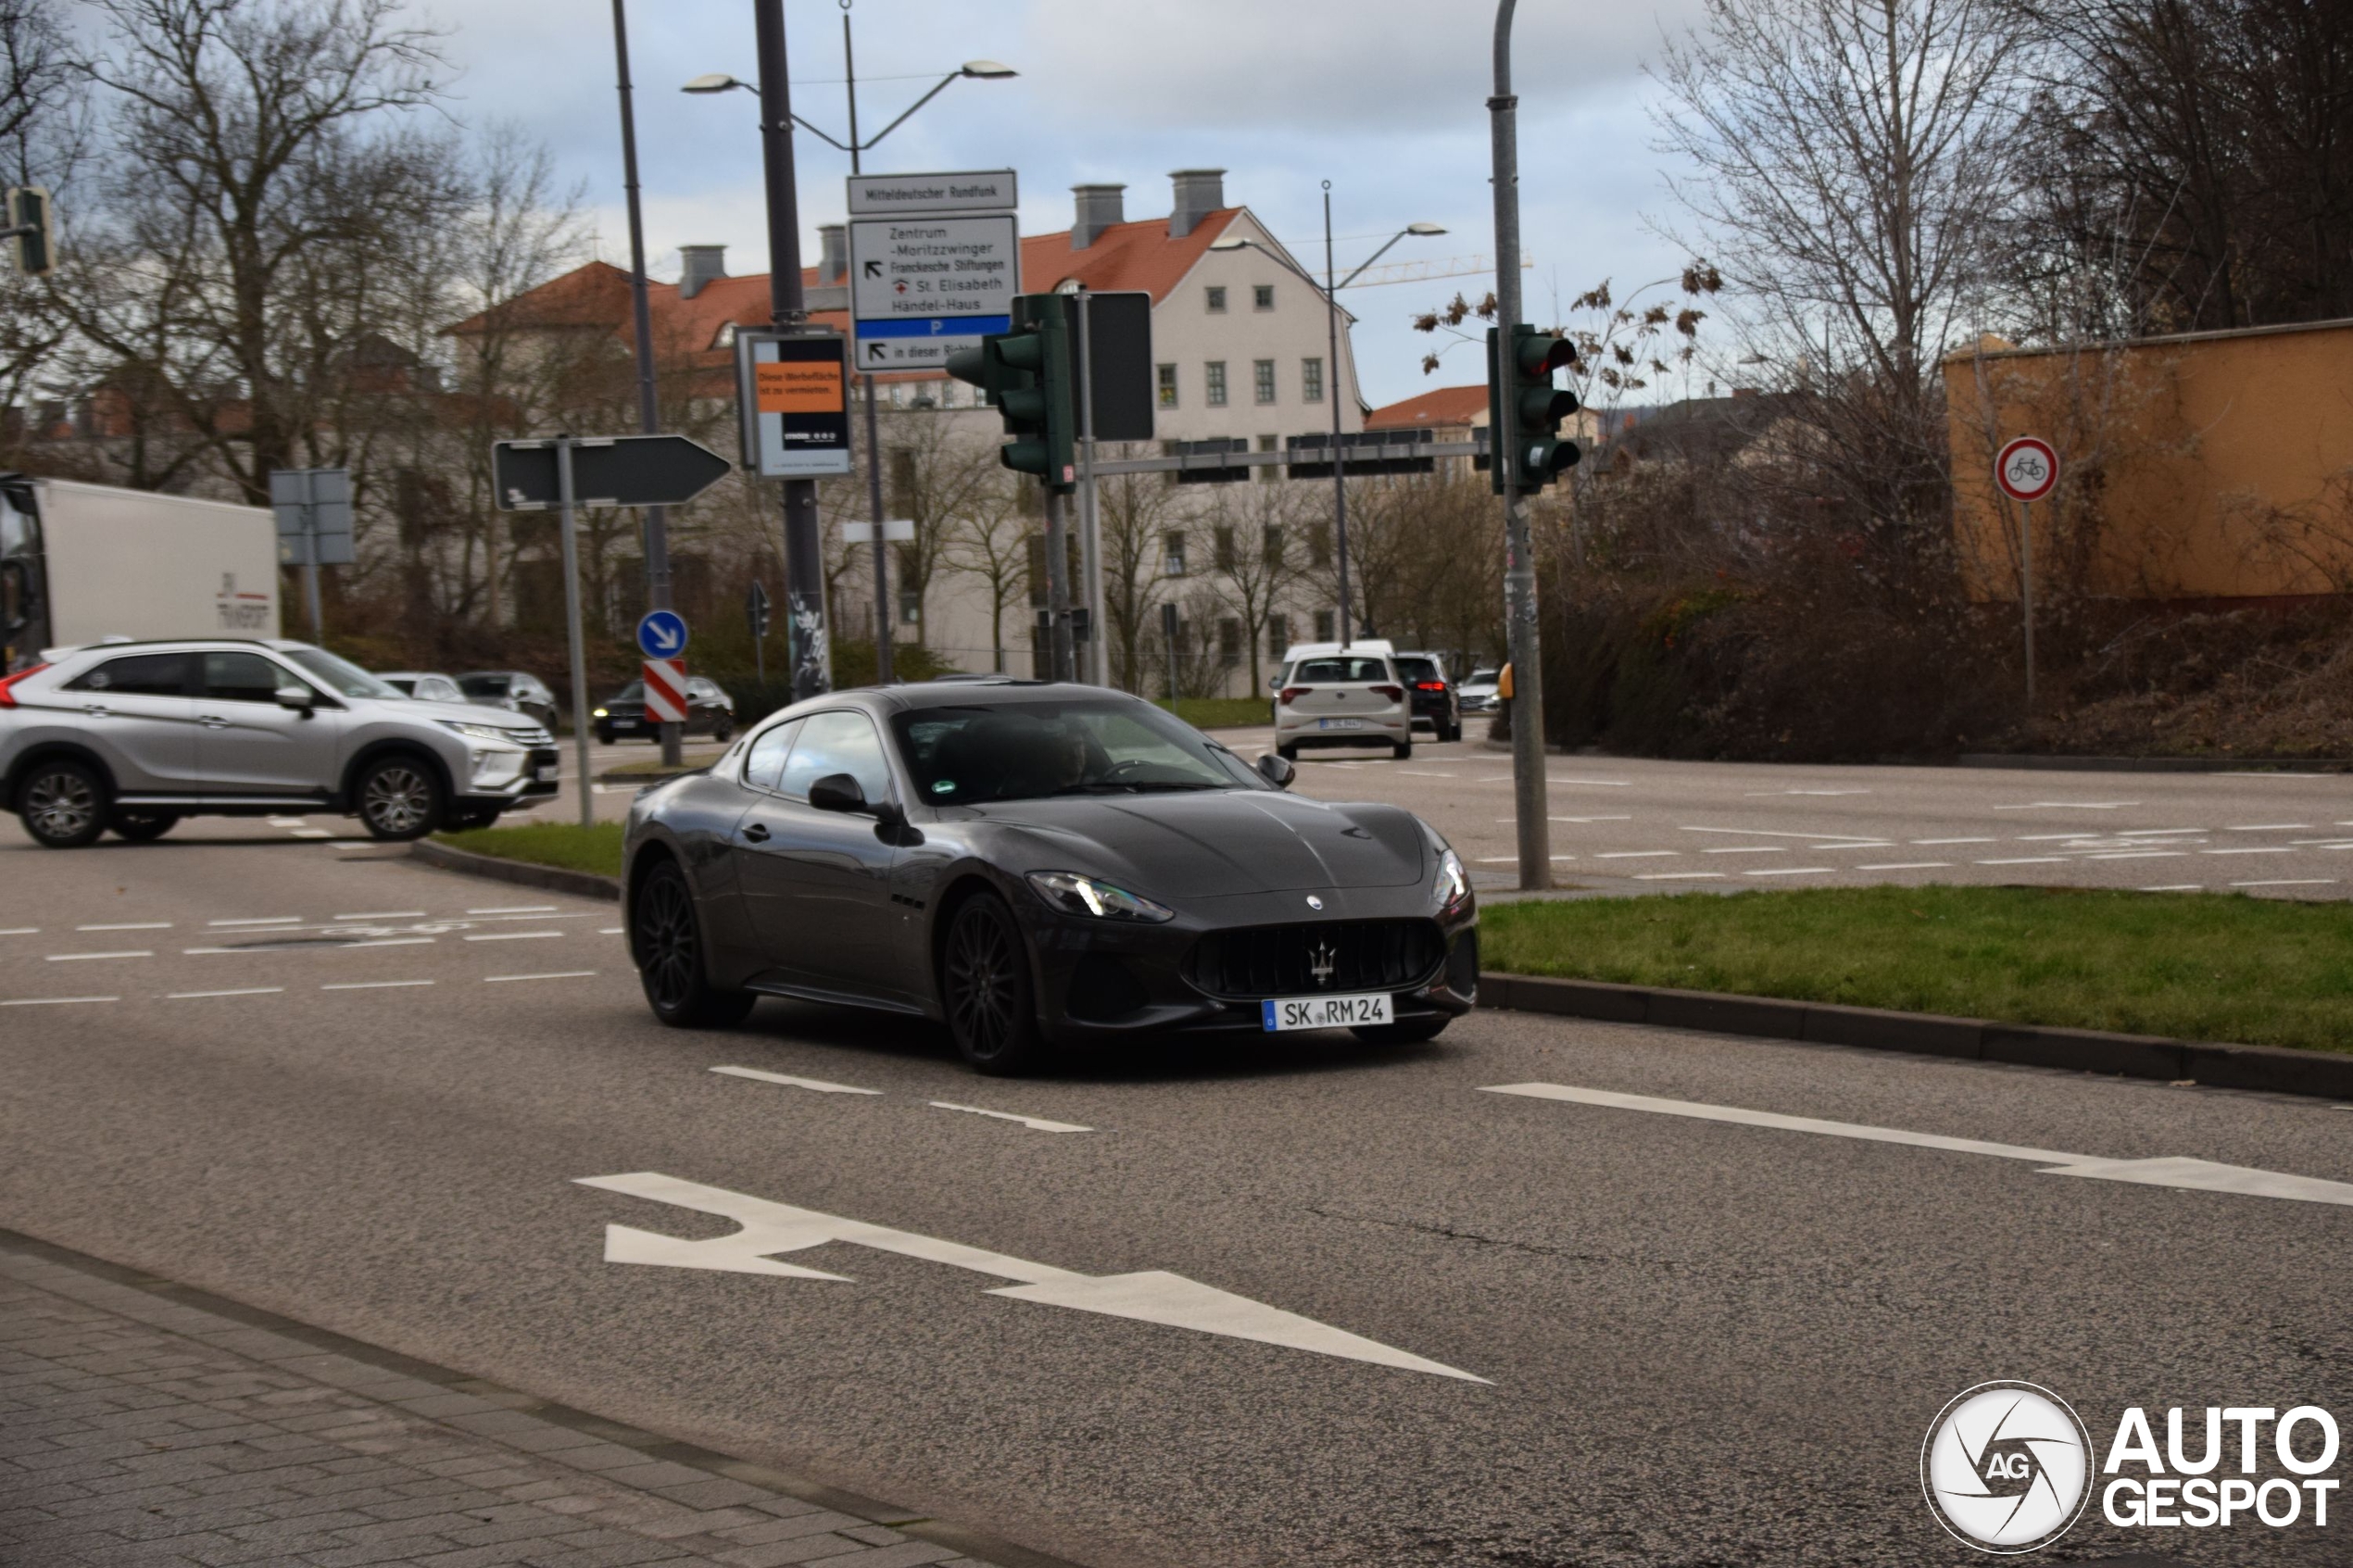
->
1480;1084;2353;1208
711;1065;883;1096
930;1100;1093;1134
576;1173;1487;1382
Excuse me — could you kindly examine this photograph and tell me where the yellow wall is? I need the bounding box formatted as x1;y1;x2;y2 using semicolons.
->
1944;320;2353;601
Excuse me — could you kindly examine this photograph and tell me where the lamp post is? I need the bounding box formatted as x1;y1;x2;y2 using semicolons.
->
1210;206;1443;648
686;28;1014;687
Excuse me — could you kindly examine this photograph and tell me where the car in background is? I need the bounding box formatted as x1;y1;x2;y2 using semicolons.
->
457;670;560;733
1458;667;1502;714
1273;648;1411;761
379;671;466;703
592;676;736;745
1391;651;1461;743
1;638;558;847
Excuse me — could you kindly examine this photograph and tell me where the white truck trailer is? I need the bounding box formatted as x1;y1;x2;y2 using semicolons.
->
1;475;281;671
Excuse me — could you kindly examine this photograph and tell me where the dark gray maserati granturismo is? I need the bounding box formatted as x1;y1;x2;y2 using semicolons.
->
621;678;1478;1073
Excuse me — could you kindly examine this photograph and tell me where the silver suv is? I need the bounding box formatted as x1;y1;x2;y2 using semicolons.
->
0;638;560;848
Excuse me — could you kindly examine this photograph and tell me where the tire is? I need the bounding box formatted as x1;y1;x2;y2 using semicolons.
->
446;807;500;833
1441;722;1463;744
1277;742;1300;762
354;754;444;841
1353;1017;1451;1045
630;859;757;1027
108;809;180;843
18;759;107;848
594;727;613;746
939;892;1051;1074
1391;739;1413;759
711;718;735;744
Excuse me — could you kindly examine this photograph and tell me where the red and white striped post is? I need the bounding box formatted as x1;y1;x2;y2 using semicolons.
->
642;658;689;724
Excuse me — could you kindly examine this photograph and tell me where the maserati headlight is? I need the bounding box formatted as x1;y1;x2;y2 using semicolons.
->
1026;871;1175;922
1432;846;1470;913
441;720;523;746
592;707;609;718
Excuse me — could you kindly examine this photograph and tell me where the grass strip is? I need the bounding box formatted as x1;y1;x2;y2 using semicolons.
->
434;821;624;880
1158;696;1272;732
1479;884;2353;1055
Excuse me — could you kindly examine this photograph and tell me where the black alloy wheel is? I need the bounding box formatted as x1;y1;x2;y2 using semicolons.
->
940;892;1050;1074
356;755;443;841
109;809;180;843
631;859;755;1027
19;760;107;848
1353;1017;1451;1045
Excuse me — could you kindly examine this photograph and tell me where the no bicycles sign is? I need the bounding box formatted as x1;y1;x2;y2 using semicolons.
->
1995;435;2060;503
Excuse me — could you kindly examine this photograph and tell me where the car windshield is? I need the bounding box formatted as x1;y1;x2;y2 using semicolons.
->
1293;657;1390;684
458;674;510;697
892;698;1263;805
1466;669;1499;685
1395;657;1441;683
285;647;402;699
614;682;645;700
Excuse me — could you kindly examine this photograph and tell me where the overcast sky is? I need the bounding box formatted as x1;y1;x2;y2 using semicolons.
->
434;0;1713;409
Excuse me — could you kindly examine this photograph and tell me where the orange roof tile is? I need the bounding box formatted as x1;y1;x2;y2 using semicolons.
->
1363;384;1488;431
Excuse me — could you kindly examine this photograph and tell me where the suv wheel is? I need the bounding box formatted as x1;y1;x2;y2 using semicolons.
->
19;760;107;848
356;755;443;841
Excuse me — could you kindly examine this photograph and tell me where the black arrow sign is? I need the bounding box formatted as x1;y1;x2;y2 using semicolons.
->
862;259;882;279
866;342;888;362
492;434;733;512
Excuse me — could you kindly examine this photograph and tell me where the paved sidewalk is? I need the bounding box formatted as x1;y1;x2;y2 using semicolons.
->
0;1234;1014;1568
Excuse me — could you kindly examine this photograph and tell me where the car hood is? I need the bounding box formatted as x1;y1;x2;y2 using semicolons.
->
371;696;544;733
964;790;1429;897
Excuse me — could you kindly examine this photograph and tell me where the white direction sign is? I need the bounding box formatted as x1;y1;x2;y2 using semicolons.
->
847;168;1017;217
577;1172;1486;1381
849;211;1019;370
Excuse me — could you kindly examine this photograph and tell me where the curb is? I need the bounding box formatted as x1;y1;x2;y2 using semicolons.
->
1478;972;2353;1101
411;838;621;901
0;1225;1094;1568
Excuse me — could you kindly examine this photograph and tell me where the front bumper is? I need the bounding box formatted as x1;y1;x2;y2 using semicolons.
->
458;746;562;804
1013;883;1478;1046
1274;710;1411;746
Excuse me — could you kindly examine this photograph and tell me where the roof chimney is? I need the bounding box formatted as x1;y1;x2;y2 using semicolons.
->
1167;169;1226;239
818;224;848;284
1071;184;1125;249
678;245;727;300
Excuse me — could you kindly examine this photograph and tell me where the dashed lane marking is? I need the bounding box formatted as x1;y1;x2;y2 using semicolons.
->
1595;850;1679;859
1;996;118;1006
2226;823;2311;831
45;951;153;962
711;1066;883;1096
76;922;170;932
1704;847;1787;854
1681;826;1887;843
1913;837;1995;845
462;931;563;942
1744;788;1871;797
599;927;625;935
2119;828;2206;835
0;928;38;936
2142;884;2204;892
168;987;284;999
484;971;598;983
1637;872;1723;881
2087;851;2187;859
322;980;434;991
930;1100;1095;1134
467;905;560;915
291;828;333;838
347;937;434;948
1477;855;1576;862
333;910;425;920
1745;867;1833;876
1548;777;1633;787
207;916;301;927
1855;861;1951;871
2231;879;2336;889
1990;801;2139;810
2202;847;2293;856
1977;857;2068;865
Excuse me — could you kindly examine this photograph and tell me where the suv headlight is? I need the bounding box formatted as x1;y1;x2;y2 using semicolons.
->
1433;846;1470;914
442;720;523;746
1026;871;1175;922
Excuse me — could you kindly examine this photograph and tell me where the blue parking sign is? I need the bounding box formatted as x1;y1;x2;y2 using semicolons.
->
636;609;688;659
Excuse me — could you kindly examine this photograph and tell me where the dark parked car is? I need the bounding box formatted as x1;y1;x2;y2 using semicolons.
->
593;676;736;745
457;671;560;733
621;679;1478;1074
1392;652;1461;742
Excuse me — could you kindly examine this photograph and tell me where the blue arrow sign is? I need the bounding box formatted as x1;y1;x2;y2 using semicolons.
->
636;609;688;659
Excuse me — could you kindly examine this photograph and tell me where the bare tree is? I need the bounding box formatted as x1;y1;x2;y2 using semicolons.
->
941;475;1032;672
1095;453;1187;693
1203;480;1303;696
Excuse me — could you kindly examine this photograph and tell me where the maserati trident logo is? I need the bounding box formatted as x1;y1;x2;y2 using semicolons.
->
1305;895;1324;910
1309;940;1337;987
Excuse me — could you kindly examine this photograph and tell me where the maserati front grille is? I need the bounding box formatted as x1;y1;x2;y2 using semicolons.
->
1186;920;1446;998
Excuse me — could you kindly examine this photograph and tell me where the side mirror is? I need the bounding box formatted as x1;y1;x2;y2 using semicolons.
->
1257;752;1295;788
808;772;867;813
273;684;316;712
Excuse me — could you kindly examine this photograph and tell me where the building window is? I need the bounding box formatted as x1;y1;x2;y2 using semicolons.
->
1163;532;1187;577
1205;361;1227;407
1302;357;1325;404
1157;364;1178;408
1218;618;1242;668
1309;521;1332;568
1267;613;1290;657
711;322;738;350
899;587;921;624
1205;285;1227;313
1252;359;1276;405
1214;525;1236;571
1253;284;1274;311
1262;523;1284;563
1257;433;1278;483
1314;609;1336;642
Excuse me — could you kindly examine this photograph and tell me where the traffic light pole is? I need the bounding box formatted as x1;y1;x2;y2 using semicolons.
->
1490;0;1551;890
756;0;829;703
1043;489;1074;683
842;17;895;686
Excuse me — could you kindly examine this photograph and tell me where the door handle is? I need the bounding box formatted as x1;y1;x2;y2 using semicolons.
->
741;822;770;844
83;703;110;717
199;715;228;729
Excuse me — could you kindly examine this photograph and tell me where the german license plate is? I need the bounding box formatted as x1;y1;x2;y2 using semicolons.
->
1262;992;1392;1031
535;765;562;783
610;719;637;729
1317;717;1365;731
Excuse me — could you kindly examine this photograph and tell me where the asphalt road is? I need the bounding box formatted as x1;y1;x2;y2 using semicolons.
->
1;826;2347;1567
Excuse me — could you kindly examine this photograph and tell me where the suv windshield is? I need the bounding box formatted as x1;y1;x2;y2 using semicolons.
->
892;699;1262;805
1395;657;1441;684
284;647;402;699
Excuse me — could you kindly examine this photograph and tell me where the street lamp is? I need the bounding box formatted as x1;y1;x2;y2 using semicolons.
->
686;22;1015;685
1210;198;1444;647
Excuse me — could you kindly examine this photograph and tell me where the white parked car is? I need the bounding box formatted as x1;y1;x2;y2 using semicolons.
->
378;671;467;703
1272;647;1411;761
1458;667;1502;713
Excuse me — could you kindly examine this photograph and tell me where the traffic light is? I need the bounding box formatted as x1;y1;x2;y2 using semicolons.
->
1485;323;1580;494
5;187;53;278
945;293;1076;492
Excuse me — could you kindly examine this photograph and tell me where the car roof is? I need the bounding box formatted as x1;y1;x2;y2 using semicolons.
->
38;636;317;663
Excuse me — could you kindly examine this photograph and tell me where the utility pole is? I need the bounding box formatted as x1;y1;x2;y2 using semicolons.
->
1490;0;1552;890
610;0;682;766
842;6;895;684
755;0;829;701
1322;182;1354;648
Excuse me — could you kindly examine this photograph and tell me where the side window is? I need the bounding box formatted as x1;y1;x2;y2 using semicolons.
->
777;710;891;804
743;719;801;793
204;651;290;703
65;652;191;696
